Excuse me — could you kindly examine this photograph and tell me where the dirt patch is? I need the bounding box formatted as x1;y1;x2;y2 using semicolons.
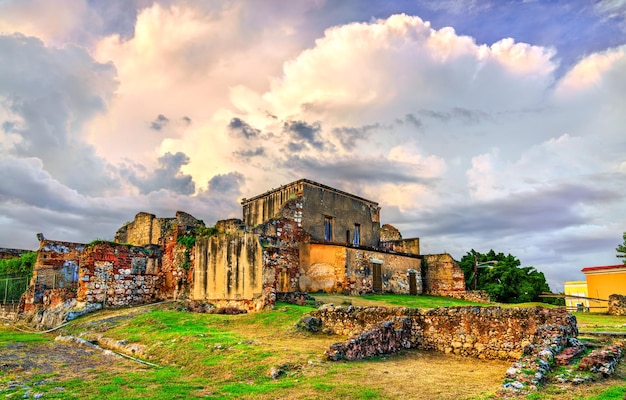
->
0;337;146;395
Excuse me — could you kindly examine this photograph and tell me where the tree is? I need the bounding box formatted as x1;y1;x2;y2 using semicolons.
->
458;250;551;303
0;252;36;277
617;232;626;264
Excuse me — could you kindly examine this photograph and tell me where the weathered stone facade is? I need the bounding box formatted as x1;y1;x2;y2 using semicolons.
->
193;232;267;312
19;211;196;327
314;305;577;361
18;179;486;320
29;240;83;297
608;294;626;316
77;242;163;307
242;179;382;247
422;253;466;294
114;211;203;246
299;243;422;295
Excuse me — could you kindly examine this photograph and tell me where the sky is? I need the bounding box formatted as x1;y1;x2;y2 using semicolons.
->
1;0;625;291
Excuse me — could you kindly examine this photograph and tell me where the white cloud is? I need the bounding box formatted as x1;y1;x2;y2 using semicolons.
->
1;3;626;292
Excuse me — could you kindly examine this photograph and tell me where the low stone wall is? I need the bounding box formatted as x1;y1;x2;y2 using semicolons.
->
312;305;577;361
0;303;19;321
325;317;412;361
435;290;491;304
608;294;626;316
276;292;315;306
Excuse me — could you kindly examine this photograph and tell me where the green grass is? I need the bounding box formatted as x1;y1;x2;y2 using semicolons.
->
312;293;558;309
575;312;626;332
313;293;484;307
3;296;625;399
0;325;50;345
584;385;626;400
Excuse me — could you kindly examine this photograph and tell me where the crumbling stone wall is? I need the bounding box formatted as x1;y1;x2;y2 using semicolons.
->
608;294;626;316
313;305;577;361
379;238;420;255
0;248;31;261
192;232;268;312
22;240;84;312
432;289;491;303
77;242;163;307
115;211;202;246
379;224;402;241
299;243;422;295
422;253;466;294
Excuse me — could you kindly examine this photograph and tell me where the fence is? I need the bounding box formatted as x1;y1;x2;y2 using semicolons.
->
0;274;29;304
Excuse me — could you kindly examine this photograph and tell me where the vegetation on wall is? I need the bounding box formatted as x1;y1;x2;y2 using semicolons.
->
176;226;220;270
458;250;557;304
0;252;36;277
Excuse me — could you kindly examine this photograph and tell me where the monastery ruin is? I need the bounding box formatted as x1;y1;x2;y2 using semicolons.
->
18;179;486;327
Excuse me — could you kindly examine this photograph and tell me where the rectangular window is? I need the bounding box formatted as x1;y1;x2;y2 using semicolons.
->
353;223;361;246
324;216;333;241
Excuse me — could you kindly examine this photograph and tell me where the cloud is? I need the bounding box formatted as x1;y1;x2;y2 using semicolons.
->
331;123;380;150
228;117;260;139
150;114;170;131
283;155;440;186
283;120;324;151
121;152;196;195
233;147;265;160
1;3;626;292
0;33;119;195
207;172;245;195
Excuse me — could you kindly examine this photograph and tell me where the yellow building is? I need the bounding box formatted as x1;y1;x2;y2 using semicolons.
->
581;264;626;312
563;281;589;311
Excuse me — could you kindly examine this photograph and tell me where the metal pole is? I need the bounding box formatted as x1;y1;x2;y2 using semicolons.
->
3;277;7;304
473;254;477;290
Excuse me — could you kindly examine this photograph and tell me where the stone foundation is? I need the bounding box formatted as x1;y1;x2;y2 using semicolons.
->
434;290;491;303
312;305;576;361
276;292;316;306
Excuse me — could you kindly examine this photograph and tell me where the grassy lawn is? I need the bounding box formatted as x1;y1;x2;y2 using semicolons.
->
575;312;626;333
312;293;484;308
1;296;625;399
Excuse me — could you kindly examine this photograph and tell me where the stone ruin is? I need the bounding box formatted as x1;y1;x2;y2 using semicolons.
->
608;294;626;316
300;304;624;395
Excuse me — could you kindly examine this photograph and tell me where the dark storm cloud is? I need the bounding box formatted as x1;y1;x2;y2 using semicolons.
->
283;120;324;150
208;172;245;194
150;114;169;131
283;156;438;185
228;117;261;139
233;147;265;160
331;123;380;150
0;33;119;195
121;152;196;195
414;183;622;238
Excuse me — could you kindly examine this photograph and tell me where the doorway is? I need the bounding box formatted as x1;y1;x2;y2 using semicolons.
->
409;271;418;295
373;263;382;292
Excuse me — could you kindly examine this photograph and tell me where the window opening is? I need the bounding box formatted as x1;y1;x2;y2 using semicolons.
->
324;216;333;241
353;224;361;246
